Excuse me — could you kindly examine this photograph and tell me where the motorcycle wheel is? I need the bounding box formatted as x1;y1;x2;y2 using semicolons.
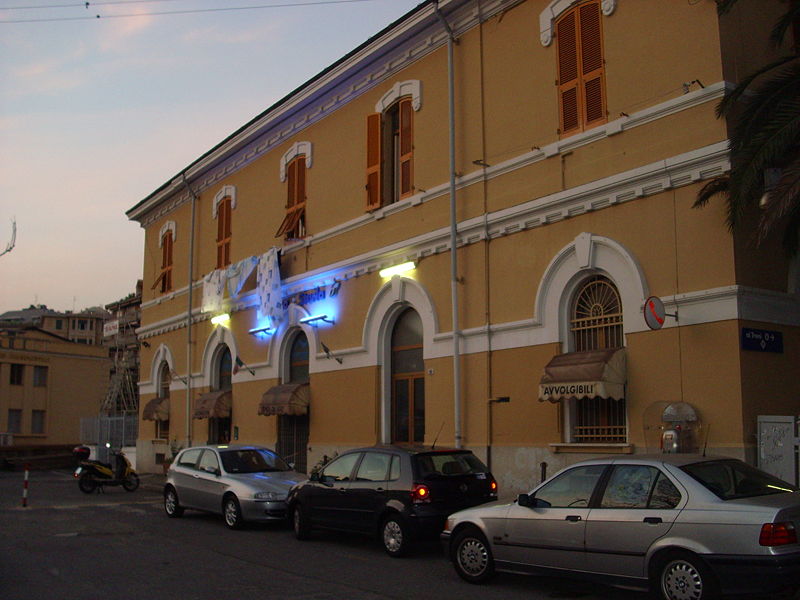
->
78;472;97;494
123;473;140;492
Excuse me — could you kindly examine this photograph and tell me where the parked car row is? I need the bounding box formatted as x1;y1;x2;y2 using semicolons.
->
163;444;800;600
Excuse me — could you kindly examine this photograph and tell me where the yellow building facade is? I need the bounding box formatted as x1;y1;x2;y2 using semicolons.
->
128;0;799;491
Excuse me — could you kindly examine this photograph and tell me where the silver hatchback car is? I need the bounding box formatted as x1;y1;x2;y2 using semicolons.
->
164;444;304;529
442;454;800;599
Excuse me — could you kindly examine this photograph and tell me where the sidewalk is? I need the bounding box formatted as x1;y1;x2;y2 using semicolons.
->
138;472;166;493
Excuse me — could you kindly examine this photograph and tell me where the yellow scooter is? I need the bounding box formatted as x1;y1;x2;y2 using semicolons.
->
73;443;139;493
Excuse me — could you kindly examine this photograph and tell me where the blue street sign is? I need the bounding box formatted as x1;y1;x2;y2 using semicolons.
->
741;328;783;353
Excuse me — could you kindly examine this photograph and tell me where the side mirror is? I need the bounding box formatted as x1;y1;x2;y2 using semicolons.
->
309;471;320;482
517;493;533;507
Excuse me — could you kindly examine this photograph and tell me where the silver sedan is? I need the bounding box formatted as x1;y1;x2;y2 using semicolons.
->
164;444;304;529
442;454;800;599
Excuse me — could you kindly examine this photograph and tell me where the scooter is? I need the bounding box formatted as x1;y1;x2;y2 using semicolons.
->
73;443;140;493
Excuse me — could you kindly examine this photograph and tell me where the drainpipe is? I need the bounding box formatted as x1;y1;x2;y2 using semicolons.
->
435;1;462;448
182;173;197;448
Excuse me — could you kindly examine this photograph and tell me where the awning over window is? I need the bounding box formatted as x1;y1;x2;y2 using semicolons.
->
259;383;310;416
538;348;626;403
193;390;232;419
142;397;169;421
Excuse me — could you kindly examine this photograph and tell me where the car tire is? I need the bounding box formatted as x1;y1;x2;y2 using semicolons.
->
123;473;140;492
654;551;718;600
164;486;184;518
292;503;311;540
381;514;411;557
223;495;244;530
78;472;97;494
451;526;495;584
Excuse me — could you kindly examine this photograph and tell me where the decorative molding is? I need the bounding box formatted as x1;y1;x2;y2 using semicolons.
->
158;221;176;246
212;185;237;218
279;141;313;182
540;0;617;47
374;80;423;113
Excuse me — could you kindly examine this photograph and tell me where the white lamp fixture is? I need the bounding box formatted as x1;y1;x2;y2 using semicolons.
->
299;314;334;326
248;326;273;335
379;261;416;278
210;313;230;326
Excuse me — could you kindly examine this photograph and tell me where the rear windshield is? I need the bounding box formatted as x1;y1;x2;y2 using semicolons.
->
415;452;488;477
681;459;798;500
220;449;291;474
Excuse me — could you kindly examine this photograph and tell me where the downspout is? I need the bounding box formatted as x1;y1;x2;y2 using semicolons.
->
435;1;462;448
182;173;197;448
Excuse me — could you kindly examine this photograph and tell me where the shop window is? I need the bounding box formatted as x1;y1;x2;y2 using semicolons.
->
33;366;48;387
216;196;232;268
556;0;607;136
7;409;21;434
157;362;170;440
568;275;625;442
275;155;307;240
391;308;424;444
9;364;23;386
208;347;232;444
31;410;45;434
366;96;414;210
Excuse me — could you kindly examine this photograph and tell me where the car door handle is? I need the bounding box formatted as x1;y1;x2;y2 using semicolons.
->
565;515;582;522
337;487;347;492
376;487;384;492
643;517;663;524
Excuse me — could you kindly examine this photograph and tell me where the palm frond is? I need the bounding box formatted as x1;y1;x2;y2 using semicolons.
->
718;56;798;117
715;0;739;16
693;176;730;209
769;3;800;48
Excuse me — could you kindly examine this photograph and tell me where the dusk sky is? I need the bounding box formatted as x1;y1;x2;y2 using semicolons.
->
0;0;420;315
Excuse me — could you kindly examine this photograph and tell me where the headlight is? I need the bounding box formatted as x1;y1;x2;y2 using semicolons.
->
254;491;286;501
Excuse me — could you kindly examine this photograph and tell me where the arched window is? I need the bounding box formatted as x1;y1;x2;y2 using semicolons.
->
568;275;625;443
275;154;307;241
391;309;424;444
217;347;232;392
570;274;623;351
156;362;170;440
209;347;232;444
278;331;309;472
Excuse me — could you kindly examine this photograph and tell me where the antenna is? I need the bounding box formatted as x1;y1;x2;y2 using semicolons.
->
431;421;445;449
702;423;711;457
0;218;16;258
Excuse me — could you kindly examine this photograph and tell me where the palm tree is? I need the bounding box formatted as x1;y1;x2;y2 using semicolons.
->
694;0;800;254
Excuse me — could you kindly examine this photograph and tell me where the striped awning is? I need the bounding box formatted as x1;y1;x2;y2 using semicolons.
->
538;348;626;402
193;390;232;419
259;383;310;416
142;397;169;421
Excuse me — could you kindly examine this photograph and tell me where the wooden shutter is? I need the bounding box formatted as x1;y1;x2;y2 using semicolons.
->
287;159;297;208
296;155;306;208
161;231;173;292
398;97;413;198
216;197;231;268
557;10;580;135
366;112;382;210
579;1;605;127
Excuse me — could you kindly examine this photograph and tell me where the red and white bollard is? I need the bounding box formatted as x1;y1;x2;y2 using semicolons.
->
22;463;30;508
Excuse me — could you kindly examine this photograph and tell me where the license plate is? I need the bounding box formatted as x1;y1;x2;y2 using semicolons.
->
74;467;82;476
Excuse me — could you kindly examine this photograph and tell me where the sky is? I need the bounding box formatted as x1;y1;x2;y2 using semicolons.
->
0;0;421;315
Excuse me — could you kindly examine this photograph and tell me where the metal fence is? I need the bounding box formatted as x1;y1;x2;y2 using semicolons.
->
80;414;138;463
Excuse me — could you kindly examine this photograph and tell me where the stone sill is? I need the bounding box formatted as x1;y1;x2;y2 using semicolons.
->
549;443;634;454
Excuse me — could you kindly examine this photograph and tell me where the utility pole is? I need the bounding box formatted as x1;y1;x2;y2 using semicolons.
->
0;219;16;258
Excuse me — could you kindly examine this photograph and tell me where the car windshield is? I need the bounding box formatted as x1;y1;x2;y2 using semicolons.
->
415;452;488;477
219;449;291;474
681;459;798;500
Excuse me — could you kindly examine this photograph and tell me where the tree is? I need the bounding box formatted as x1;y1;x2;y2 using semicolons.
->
694;0;800;254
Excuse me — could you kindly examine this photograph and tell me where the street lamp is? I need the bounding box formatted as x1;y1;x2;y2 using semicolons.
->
486;396;510;473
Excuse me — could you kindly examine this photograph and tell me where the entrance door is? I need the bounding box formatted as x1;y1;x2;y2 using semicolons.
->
391;309;424;444
277;414;309;473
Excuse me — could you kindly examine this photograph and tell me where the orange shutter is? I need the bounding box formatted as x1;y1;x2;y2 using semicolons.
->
366;112;382;210
398;98;413;198
287;159;297;208
161;231;173;292
216;197;232;268
556;10;580;136
579;1;606;127
296;155;306;207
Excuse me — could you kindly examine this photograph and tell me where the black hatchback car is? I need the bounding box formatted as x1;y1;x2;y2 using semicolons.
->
286;445;498;556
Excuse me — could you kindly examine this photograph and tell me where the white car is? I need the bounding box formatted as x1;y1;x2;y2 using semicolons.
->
164;444;304;529
442;454;800;599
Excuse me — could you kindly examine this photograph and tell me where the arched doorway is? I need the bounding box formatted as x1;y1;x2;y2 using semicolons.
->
391;308;424;444
209;346;232;444
277;332;310;472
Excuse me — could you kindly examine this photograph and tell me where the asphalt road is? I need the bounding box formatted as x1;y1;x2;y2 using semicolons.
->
0;469;651;600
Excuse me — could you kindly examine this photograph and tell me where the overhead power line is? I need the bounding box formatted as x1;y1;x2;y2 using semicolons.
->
0;0;380;23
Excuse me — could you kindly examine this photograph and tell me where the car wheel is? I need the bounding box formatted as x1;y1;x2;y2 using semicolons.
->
78;472;97;494
164;486;184;518
292;503;311;540
451;526;495;584
223;495;244;530
122;473;140;492
655;551;718;600
381;514;411;557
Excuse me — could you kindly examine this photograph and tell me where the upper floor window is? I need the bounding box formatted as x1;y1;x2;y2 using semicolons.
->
556;0;606;136
366;81;421;210
10;364;23;386
275;155;307;240
153;222;176;294
216;196;232;268
33;366;48;387
55;319;63;330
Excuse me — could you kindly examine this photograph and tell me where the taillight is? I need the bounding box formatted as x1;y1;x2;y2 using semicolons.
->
760;522;798;546
490;478;498;495
411;484;431;503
